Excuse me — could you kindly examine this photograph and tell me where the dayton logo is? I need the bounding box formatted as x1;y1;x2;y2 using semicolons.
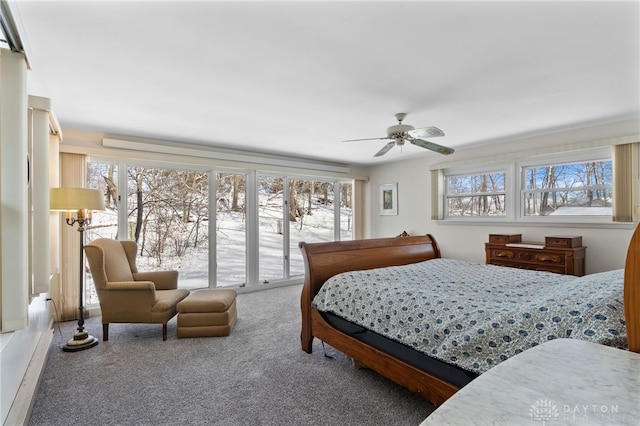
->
530;399;559;424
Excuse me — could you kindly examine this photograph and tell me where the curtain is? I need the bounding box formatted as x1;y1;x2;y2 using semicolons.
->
56;152;87;320
353;179;365;239
612;142;639;222
430;169;444;220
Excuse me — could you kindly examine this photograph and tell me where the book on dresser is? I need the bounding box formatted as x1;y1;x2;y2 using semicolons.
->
485;234;586;276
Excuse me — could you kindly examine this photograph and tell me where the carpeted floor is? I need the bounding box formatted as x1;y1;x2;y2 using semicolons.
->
28;284;435;425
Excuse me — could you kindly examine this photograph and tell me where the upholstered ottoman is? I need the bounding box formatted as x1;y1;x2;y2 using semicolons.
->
176;289;237;338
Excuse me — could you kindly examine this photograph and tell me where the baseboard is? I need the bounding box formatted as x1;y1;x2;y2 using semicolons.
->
4;329;53;426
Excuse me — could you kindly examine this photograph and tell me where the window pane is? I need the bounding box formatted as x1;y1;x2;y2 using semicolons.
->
258;175;284;282
127;167;209;290
86;162;119;305
216;172;246;287
447;172;505;194
289;180;337;277
340;182;353;240
446;172;506;217
523;190;613;216
523;160;612;216
446;195;506;217
524;161;612;190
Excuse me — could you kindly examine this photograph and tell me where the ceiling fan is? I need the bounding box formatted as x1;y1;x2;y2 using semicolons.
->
343;113;454;157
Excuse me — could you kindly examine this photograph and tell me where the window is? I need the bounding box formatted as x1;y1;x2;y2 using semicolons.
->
258;175;350;282
216;172;247;287
439;147;615;222
340;182;354;240
86;162;210;304
86;160;354;303
258;175;285;283
287;179;343;277
522;159;612;217
445;171;506;217
86;162;119;305
125;166;210;290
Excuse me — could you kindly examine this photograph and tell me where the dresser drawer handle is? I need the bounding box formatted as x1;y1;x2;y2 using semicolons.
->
494;250;515;258
535;254;562;263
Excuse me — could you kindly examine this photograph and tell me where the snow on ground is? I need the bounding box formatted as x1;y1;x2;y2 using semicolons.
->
548;206;611;215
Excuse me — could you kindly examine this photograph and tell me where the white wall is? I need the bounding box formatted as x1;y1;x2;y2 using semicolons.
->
365;119;640;274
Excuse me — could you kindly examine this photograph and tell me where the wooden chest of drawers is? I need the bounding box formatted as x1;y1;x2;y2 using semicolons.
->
485;234;586;276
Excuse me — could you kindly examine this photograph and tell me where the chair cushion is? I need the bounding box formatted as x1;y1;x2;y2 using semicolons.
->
177;289;237;313
152;289;191;314
178;301;237;327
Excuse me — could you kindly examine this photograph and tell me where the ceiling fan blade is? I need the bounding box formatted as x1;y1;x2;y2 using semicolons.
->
410;138;454;155
374;141;396;157
342;136;390;142
408;126;445;139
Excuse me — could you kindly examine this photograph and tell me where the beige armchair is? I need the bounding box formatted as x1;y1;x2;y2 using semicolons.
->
84;238;190;341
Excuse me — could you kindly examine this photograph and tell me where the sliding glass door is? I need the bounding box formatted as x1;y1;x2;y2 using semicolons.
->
85;160;353;302
126;166;209;290
257;175;352;280
258;175;285;283
288;179;338;277
86;162;209;294
216;172;247;287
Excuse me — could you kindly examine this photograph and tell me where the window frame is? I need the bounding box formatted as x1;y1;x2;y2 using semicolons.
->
441;147;615;225
516;147;613;224
443;162;515;221
87;155;354;295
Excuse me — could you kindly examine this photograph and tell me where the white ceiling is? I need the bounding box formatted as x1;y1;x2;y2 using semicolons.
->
13;0;640;167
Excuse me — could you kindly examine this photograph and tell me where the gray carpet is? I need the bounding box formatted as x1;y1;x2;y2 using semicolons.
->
28;284;435;425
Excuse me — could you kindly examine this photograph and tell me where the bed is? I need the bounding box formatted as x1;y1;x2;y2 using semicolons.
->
299;226;640;406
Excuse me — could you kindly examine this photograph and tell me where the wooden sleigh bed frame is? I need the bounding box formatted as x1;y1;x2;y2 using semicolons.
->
299;226;640;406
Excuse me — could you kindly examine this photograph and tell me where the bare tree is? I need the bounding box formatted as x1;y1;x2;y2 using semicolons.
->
232;174;242;211
103;164;117;208
128;167;145;245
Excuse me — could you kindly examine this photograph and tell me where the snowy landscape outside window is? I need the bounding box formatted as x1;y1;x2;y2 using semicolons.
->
439;148;614;222
86;163;210;298
522;159;612;217
86;162;119;305
259;176;352;282
216;172;247;287
85;161;353;304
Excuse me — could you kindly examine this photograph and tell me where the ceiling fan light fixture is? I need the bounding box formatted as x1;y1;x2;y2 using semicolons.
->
386;123;414;136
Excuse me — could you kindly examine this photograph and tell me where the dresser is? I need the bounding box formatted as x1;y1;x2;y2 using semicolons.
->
485;234;586;276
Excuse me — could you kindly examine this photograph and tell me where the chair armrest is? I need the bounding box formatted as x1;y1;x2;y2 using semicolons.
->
132;270;179;290
101;281;156;310
105;281;155;291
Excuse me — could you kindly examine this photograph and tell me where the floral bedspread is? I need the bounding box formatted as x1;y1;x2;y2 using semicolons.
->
312;258;626;374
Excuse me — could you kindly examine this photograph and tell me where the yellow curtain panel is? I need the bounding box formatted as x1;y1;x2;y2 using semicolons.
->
613;142;639;222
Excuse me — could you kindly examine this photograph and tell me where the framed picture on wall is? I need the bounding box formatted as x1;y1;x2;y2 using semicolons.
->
379;183;398;215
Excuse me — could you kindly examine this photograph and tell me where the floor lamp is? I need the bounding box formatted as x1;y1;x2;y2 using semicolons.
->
50;187;105;352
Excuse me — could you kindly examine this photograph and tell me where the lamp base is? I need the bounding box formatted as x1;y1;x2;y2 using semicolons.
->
62;330;98;352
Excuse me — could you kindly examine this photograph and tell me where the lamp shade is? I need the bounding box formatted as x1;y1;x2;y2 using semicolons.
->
50;188;105;211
